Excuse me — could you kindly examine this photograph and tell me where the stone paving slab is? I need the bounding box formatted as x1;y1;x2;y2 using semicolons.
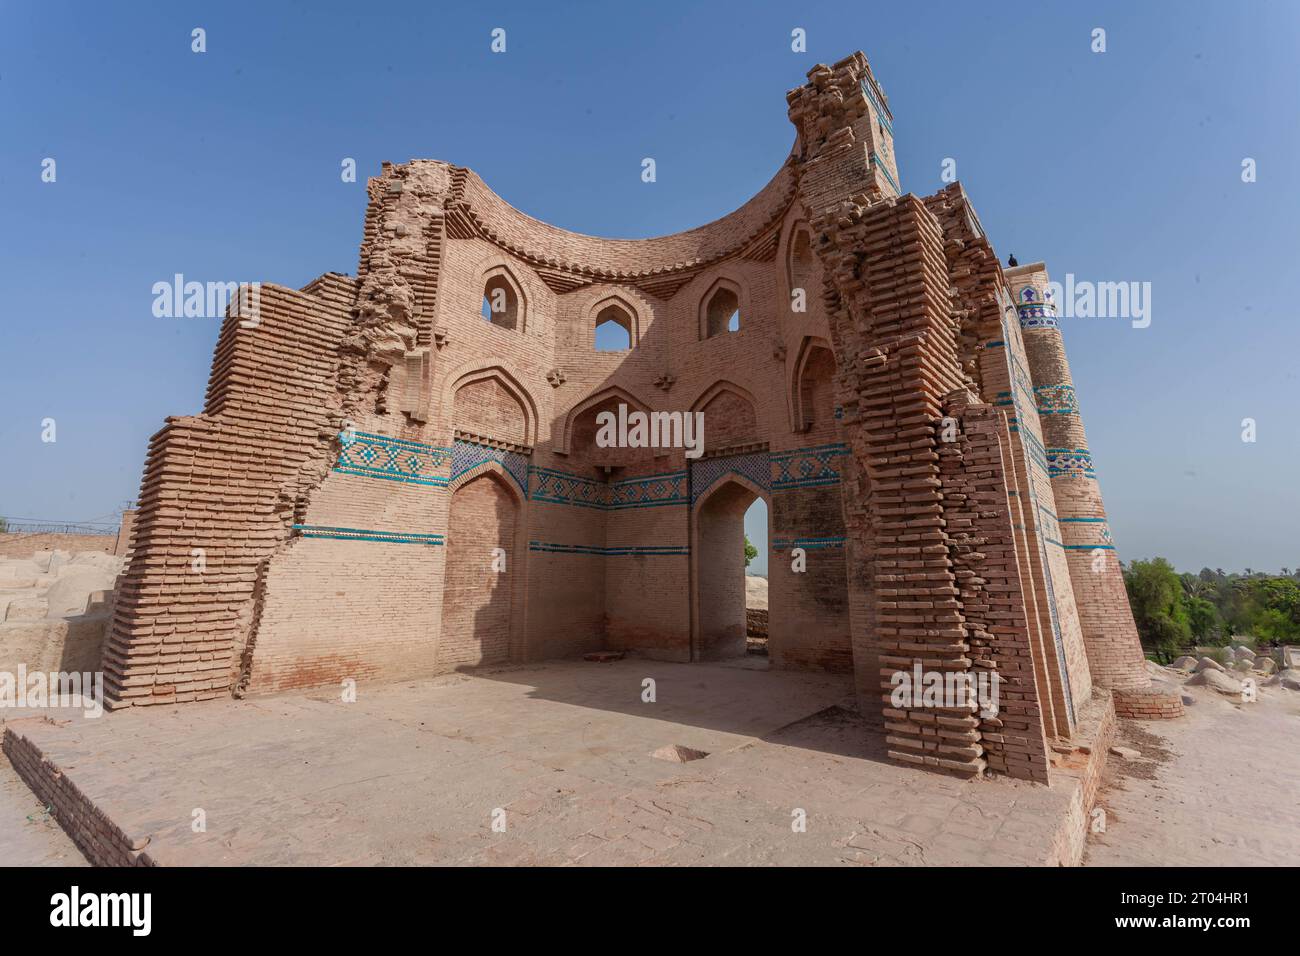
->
5;659;1085;866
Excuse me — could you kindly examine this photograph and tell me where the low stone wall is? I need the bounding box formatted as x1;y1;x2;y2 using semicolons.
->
3;724;157;866
1113;685;1185;720
0;534;116;558
745;607;769;639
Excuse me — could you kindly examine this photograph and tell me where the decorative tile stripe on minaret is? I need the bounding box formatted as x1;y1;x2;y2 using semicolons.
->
1007;264;1149;691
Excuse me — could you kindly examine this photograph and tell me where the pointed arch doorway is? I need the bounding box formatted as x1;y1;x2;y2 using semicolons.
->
438;467;524;667
690;474;771;662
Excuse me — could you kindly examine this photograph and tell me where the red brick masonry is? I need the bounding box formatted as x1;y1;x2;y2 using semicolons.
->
99;52;1164;780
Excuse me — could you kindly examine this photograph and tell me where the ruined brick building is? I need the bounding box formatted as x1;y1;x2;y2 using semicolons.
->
102;52;1178;782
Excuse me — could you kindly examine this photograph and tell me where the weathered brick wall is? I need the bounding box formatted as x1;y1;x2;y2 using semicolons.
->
1113;685;1185;719
922;184;1092;739
102;277;355;708
440;471;518;666
1044;690;1116;865
100;49;1155;771
787;55;1068;778
0;533;117;557
809;191;996;776
940;398;1049;781
770;480;852;672
138;153;855;698
603;502;690;659
697;480;752;659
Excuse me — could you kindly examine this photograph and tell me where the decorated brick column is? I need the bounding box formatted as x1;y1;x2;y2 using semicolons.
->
1005;263;1149;693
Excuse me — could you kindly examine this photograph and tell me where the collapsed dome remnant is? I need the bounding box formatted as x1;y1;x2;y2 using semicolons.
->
102;51;1162;783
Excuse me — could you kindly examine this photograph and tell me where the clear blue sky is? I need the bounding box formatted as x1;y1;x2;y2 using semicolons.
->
3;1;1297;574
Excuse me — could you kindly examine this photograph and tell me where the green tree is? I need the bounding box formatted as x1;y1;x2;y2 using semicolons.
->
1252;608;1297;643
744;535;758;568
1185;596;1221;644
1124;558;1192;659
1240;577;1300;643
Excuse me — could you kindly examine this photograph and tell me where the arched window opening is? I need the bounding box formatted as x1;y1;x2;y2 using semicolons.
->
481;274;520;330
705;286;741;338
594;304;633;351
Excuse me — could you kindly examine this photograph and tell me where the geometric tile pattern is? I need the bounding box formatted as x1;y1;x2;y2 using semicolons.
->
451;438;529;494
1033;383;1078;416
529;467;688;510
527;442;853;510
334;431;451;487
1017;286;1059;330
530;467;606;509
690;451;771;503
770;443;850;490
1017;302;1058;329
1047;447;1096;479
606;471;688;509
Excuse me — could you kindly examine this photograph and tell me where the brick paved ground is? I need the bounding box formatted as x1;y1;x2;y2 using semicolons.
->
4;659;1089;866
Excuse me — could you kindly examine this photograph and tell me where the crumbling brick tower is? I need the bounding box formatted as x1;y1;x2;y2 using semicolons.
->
101;51;1175;780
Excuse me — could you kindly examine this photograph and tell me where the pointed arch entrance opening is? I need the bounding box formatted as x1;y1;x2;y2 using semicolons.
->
692;476;771;662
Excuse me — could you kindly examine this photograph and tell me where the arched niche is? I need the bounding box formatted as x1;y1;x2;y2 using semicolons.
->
443;362;540;448
691;380;760;454
788;336;837;436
